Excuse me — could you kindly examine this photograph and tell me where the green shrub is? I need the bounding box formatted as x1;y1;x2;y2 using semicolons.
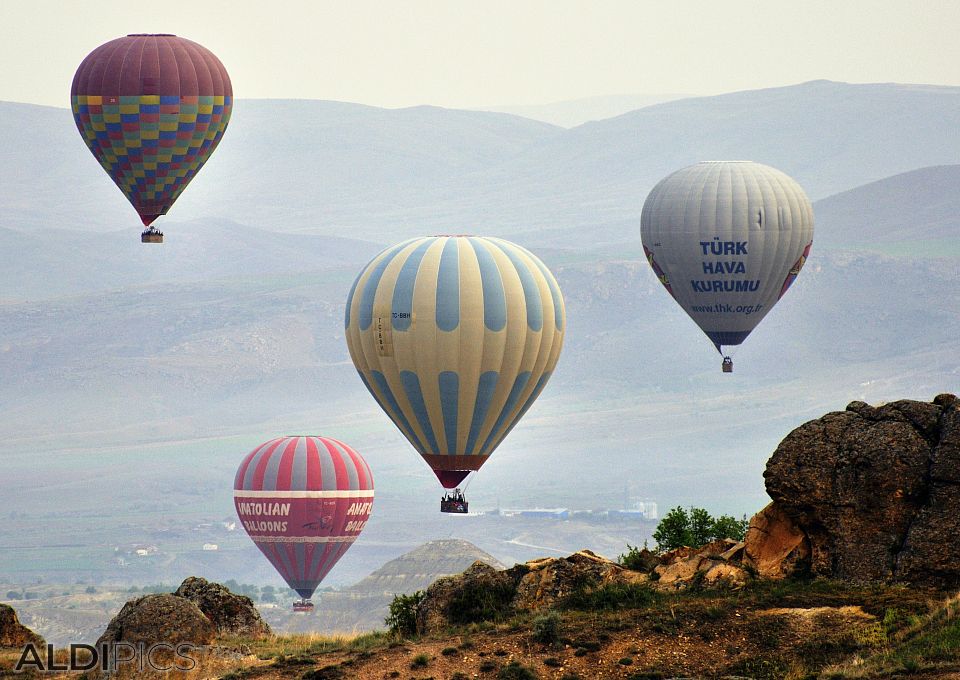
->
447;579;516;625
562;582;656;611
479;660;497;672
618;657;633;665
410;652;429;668
384;590;424;637
497;660;538;679
441;646;458;656
531;610;562;644
618;543;657;571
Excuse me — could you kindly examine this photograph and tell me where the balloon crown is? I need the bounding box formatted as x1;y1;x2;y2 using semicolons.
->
127;33;177;37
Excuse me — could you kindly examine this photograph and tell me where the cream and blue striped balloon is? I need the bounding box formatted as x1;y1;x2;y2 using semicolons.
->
345;236;565;488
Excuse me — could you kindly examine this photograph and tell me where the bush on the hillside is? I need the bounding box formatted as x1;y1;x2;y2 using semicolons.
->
531;611;561;644
653;506;750;552
618;543;659;572
384;590;424;637
447;578;516;625
561;582;657;611
497;660;539;679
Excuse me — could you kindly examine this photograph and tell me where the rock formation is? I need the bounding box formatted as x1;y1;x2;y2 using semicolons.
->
416;550;657;634
97;577;270;650
759;393;959;586
96;594;216;648
174;577;271;638
0;603;44;648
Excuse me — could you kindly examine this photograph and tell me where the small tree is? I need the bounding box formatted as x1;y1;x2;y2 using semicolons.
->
652;506;692;551
712;514;750;541
653;506;753;552
689;507;714;547
385;590;424;637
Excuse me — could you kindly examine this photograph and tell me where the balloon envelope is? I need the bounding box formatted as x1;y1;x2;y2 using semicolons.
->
640;161;814;353
234;436;373;599
345;236;565;488
71;34;232;226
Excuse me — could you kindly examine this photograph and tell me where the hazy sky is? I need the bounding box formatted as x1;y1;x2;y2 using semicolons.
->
2;0;959;109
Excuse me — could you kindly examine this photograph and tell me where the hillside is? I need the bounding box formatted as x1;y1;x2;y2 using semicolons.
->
813;164;960;253
4;81;960;245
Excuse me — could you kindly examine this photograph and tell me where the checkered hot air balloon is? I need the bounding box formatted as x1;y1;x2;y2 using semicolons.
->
344;236;565;509
71;34;232;241
234;437;374;608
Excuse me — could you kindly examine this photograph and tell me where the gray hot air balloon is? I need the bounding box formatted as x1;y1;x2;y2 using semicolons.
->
640;161;814;372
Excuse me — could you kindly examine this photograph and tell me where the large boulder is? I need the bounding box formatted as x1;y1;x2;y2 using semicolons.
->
174;577;271;638
0;603;43;648
97;594;216;647
763;394;960;586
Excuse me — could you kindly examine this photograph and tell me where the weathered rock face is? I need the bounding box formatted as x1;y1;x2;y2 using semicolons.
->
96;594;216;647
514;550;647;610
743;502;810;579
763;394;960;586
0;603;44;648
654;539;749;589
174;577;271;638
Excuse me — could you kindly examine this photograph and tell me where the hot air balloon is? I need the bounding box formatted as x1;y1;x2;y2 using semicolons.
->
234;436;373;611
640;161;814;372
71;34;232;243
345;236;565;512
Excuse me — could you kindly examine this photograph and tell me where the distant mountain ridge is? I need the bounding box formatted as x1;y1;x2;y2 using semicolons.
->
4;80;960;246
812;164;960;250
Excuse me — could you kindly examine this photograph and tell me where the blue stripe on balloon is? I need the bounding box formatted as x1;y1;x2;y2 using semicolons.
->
489;371;551;452
490;241;543;331
435;239;460;332
392;240;433;331
465;371;499;455
519;246;564;332
399;371;440;454
439;371;459;454
364;371;428;455
294;543;307;583
480;371;532;455
344;270;362;329
358;242;411;331
469;239;506;332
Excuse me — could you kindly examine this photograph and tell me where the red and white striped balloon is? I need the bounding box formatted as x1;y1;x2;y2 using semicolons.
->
234;436;374;599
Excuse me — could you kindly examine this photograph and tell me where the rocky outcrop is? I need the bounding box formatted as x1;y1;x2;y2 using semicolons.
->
514;550;647;609
96;594;216;647
0;603;43;648
761;394;960;586
416;561;522;635
418;550;659;634
743;503;810;579
174;577;271;638
653;540;749;589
